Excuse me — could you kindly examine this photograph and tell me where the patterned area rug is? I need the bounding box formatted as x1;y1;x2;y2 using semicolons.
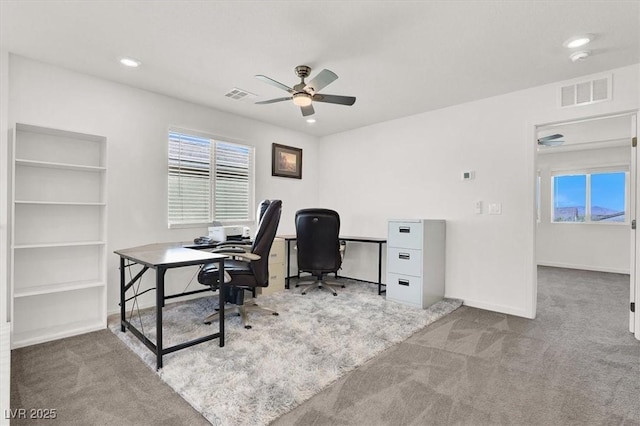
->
110;279;462;426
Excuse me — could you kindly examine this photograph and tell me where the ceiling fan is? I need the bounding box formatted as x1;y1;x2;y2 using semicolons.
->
537;133;565;146
255;65;356;117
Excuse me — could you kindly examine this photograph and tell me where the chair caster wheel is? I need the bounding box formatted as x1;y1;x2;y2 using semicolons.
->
301;292;306;295
204;321;211;325
295;284;299;288
333;293;337;296
272;312;279;316
341;285;346;288
245;325;252;329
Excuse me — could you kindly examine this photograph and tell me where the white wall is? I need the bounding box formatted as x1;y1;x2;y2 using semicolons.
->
318;65;639;318
537;146;630;274
7;55;320;314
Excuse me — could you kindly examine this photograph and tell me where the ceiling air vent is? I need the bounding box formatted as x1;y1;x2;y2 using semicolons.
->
559;74;612;107
224;88;257;101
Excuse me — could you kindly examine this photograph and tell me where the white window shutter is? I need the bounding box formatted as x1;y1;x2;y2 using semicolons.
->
168;132;212;226
214;141;254;221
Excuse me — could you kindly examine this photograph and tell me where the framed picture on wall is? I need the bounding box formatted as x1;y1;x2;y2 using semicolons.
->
272;143;302;179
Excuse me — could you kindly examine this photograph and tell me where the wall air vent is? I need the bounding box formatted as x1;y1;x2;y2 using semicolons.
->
559;74;612;107
224;88;257;101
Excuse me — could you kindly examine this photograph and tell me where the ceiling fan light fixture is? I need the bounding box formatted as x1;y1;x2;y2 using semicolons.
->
569;50;590;62
563;34;593;49
293;93;312;107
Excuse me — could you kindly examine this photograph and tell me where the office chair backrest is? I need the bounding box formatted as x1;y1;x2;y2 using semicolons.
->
256;199;270;231
295;208;342;273
251;199;282;286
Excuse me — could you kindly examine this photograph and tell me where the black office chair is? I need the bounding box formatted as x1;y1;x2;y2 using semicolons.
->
295;208;343;296
198;199;282;329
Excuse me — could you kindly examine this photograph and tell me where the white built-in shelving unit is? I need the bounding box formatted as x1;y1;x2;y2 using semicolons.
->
10;123;107;348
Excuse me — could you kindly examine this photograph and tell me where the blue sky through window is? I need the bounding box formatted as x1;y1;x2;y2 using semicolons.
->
553;171;626;222
554;175;586;208
591;172;625;211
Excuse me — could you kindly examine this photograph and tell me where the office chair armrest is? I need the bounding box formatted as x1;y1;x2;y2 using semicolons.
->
210;248;261;262
210;247;246;255
226;252;261;261
216;240;252;249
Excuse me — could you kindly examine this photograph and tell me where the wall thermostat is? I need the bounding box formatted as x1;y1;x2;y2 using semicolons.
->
462;171;475;181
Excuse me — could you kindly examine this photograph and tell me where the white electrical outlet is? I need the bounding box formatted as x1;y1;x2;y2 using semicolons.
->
488;203;502;215
475;201;483;214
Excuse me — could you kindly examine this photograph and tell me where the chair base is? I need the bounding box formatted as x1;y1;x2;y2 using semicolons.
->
204;298;278;329
296;275;344;296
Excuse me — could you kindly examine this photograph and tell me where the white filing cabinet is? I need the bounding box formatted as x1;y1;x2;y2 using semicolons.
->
257;237;286;296
386;219;445;309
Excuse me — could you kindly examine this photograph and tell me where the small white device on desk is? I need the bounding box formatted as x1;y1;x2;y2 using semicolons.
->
208;224;251;242
386;219;446;309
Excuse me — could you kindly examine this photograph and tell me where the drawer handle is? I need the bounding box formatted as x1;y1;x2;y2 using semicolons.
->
270;275;277;279
399;226;411;233
270;253;277;258
398;279;410;286
398;252;410;260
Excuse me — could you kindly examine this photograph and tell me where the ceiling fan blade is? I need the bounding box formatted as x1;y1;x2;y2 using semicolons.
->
305;69;338;93
301;104;315;117
255;97;292;105
538;133;564;142
255;75;295;94
538;139;565;146
312;94;356;106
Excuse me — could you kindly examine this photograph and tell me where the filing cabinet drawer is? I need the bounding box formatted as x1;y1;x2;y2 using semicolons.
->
388;220;423;249
268;238;285;265
387;247;422;277
386;272;422;308
258;262;285;296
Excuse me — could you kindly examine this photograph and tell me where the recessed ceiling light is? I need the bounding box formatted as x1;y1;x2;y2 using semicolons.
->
569;50;590;62
306;118;316;124
120;57;141;68
563;34;593;49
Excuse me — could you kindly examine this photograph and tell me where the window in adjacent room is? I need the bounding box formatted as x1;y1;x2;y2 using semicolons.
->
551;167;628;223
168;130;255;227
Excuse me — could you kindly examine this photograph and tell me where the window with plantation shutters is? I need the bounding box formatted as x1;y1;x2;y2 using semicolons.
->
168;130;254;227
214;141;253;221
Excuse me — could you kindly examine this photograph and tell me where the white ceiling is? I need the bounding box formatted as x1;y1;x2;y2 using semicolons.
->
1;1;638;137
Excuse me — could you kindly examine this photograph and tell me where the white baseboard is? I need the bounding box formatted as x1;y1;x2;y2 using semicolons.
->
460;298;533;319
537;261;629;275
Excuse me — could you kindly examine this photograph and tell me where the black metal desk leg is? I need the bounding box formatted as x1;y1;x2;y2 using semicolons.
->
156;267;165;370
285;240;291;289
218;259;225;347
378;243;383;295
120;257;126;332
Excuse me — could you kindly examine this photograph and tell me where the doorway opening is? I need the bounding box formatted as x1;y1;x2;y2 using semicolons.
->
534;111;637;338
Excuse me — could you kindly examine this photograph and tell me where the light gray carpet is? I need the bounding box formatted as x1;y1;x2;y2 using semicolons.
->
274;267;640;425
10;267;640;425
10;329;210;425
110;279;462;425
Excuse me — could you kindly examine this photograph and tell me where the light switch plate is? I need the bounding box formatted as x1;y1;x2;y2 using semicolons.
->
488;203;502;215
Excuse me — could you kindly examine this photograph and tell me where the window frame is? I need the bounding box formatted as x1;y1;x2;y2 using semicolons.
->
550;165;629;225
168;128;256;229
